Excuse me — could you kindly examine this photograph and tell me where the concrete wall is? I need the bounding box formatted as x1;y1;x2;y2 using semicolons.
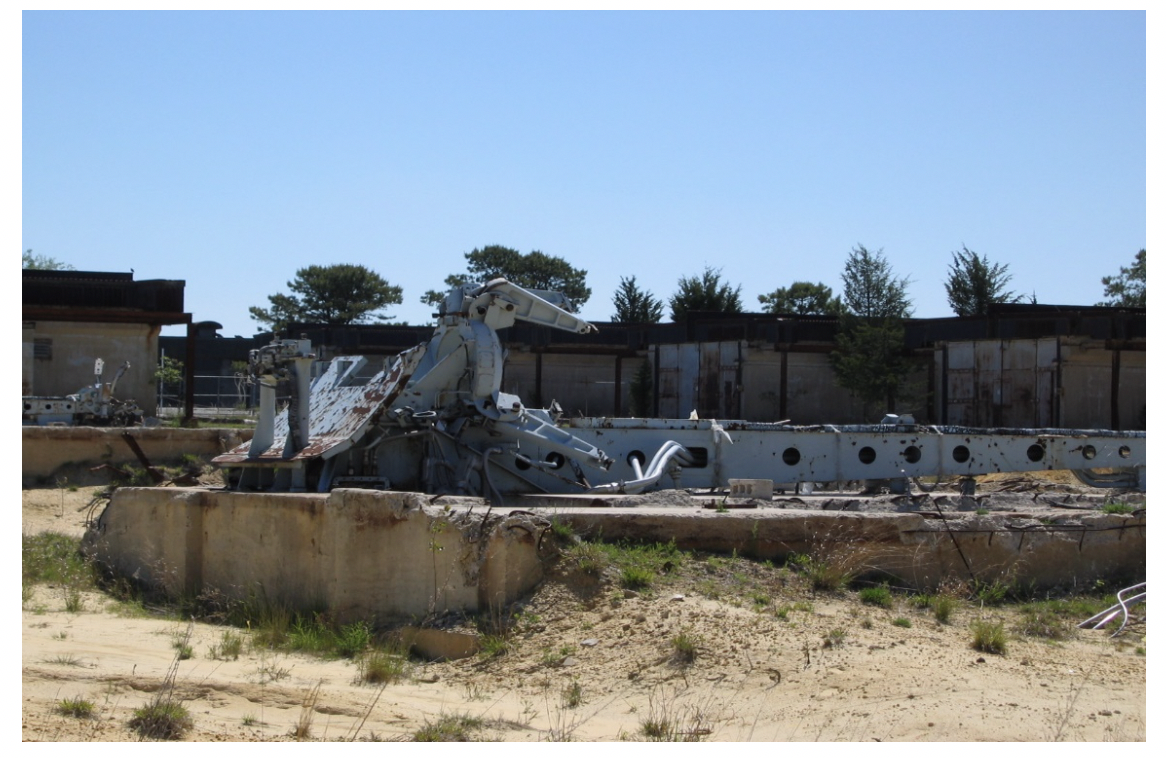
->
83;488;546;623
21;426;252;486
22;320;160;416
557;507;1145;591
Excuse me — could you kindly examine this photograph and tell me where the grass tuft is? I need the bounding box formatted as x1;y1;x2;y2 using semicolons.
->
412;713;484;742
129;701;193;740
208;630;243;661
358;646;411;684
562;679;584;708
858;585;893;608
932;593;958;624
56;697;96;719
822;628;848;648
1016;604;1072;640
670;629;701;663
971;618;1008;655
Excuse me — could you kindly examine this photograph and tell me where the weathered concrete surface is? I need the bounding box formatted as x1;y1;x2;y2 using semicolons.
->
83;488;544;623
22;426;252;486
552;506;1145;590
84;484;1144;628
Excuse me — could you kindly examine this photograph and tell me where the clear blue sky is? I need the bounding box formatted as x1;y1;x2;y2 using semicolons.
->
22;11;1146;338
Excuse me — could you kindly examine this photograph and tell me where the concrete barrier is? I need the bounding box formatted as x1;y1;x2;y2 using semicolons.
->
555;507;1145;591
21;426;252;487
83;484;1144;629
83;487;545;623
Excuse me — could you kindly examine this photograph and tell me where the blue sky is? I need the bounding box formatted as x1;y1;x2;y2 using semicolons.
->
22;11;1146;338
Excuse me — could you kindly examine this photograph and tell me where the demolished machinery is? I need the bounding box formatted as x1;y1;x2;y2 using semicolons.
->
23;358;143;427
214;279;1146;499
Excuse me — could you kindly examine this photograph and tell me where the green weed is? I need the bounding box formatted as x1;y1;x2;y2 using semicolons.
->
129;701;192;740
562;679;584;708
479;634;510;659
334;621;373;659
670;630;701;663
208;630;244;661
620;565;655;591
357;646;410;684
789;552;853;593
56;697;96;719
932;594;957;624
858;585;893;608
823;628;848;648
971;618;1008;655
1016;604;1072;640
413;713;484;742
973;579;1012;606
566;541;609;576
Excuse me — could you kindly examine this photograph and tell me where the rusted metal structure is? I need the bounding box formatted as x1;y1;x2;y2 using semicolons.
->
214;280;1146;497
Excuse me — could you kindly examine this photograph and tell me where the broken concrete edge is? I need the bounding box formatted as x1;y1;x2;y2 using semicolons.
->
81;486;1145;649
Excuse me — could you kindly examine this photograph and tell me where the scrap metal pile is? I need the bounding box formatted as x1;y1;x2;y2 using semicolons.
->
213;279;1146;499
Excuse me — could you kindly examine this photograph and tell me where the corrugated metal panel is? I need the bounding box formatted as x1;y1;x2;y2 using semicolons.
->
215;359;412;464
656;344;679;418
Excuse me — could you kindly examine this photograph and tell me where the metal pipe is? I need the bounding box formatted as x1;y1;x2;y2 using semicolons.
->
588;440;693;494
1077;582;1146;637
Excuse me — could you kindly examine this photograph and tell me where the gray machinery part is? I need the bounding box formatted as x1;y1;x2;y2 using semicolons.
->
214;279;1146;498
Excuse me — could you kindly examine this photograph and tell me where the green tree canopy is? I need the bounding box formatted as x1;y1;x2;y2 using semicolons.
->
830;318;911;411
830;245;914;416
424;245;591;310
611;275;664;323
944;246;1019;316
840;244;912;319
1097;249;1146;308
668;267;743;322
249;264;403;332
758;281;843;316
22;249;75;270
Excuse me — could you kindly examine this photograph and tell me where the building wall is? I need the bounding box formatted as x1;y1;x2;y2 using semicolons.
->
1059;340;1146;431
936;338;1145;431
505;351;623;418
22;320;160;415
739;348;867;423
503;337;1143;430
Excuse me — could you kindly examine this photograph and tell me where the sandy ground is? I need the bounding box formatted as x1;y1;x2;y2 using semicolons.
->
22;484;1146;742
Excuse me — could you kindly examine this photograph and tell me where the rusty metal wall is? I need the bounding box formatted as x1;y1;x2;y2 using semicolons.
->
502;337;1141;429
739;350;863;423
1059;341;1146;431
941;338;1058;428
655;343;698;418
504;351;619;418
936;338;1145;431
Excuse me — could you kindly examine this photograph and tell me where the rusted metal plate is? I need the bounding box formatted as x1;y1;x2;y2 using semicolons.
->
213;360;412;465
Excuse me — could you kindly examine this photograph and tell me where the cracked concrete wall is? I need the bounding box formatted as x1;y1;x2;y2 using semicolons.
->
560;508;1145;591
84;488;545;623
